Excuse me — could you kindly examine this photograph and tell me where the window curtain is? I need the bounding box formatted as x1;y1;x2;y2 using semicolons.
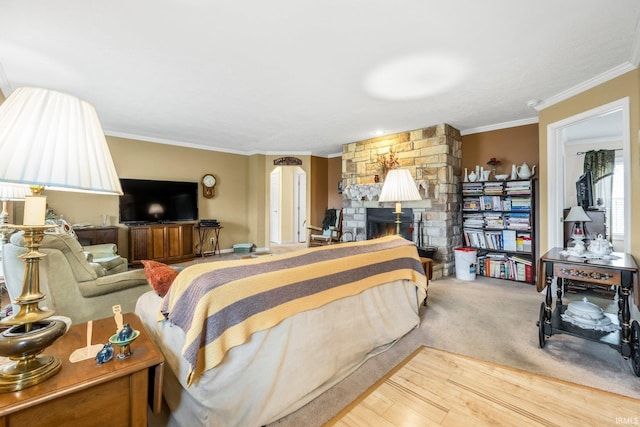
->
583;149;615;182
583;149;615;240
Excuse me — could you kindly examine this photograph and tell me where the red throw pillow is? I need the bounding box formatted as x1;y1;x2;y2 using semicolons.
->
141;260;179;297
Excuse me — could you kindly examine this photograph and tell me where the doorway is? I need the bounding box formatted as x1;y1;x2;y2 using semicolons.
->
269;166;307;244
546;97;631;252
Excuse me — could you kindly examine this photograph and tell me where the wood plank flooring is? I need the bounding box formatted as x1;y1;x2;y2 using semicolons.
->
326;346;640;426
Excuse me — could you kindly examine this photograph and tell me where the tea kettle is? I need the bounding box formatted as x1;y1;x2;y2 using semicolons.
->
588;234;612;256
516;162;536;179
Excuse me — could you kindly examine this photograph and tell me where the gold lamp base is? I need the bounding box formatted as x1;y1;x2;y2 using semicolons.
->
0;320;66;392
0;224;66;392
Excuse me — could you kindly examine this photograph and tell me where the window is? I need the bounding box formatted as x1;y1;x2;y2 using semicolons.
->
610;158;624;238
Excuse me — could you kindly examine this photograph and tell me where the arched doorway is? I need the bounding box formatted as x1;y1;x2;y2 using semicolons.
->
269;166;307;244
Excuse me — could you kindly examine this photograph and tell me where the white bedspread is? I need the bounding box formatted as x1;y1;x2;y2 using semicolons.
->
135;279;422;427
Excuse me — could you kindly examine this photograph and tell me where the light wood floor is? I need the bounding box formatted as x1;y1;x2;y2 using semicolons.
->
326;346;640;426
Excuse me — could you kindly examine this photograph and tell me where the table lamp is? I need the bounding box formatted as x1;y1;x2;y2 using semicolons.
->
564;205;592;254
0;183;32;247
0;87;123;392
378;169;421;236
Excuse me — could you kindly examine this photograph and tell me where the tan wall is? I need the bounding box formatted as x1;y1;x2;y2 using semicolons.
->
538;69;640;261
247;154;267;248
310;156;328;227
461;124;539;178
38;136;251;259
327;156;343;210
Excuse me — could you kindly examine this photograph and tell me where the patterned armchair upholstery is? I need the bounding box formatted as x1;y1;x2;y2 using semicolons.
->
2;231;149;324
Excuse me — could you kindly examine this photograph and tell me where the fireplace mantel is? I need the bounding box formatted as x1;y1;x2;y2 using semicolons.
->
344;180;428;201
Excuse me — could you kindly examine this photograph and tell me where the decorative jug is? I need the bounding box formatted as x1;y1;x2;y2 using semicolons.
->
516;162;536;179
588;234;612;256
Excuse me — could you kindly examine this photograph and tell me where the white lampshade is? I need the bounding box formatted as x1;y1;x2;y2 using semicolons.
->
0;183;32;201
564;206;592;222
379;169;421;202
0;87;122;195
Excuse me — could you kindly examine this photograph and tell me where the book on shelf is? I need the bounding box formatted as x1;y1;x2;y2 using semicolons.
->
477;253;533;283
502;229;517;251
463;198;481;210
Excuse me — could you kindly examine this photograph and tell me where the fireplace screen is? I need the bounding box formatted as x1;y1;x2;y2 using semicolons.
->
366;208;413;240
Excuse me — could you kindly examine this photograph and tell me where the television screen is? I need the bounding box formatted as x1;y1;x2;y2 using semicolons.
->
576;171;594;208
119;178;198;223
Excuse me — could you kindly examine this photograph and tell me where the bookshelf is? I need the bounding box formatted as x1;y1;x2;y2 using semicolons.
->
461;178;536;284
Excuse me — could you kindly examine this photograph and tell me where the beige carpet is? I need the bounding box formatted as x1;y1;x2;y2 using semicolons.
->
269;276;640;426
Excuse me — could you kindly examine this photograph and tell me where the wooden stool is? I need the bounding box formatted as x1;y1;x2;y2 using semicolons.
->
420;257;433;306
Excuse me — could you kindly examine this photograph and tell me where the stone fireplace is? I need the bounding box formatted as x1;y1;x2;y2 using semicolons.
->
341;124;462;278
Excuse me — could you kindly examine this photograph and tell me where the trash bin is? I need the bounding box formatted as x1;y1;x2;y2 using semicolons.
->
454;247;477;281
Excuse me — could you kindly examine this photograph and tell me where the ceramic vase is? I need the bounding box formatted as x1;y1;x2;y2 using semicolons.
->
464;168;468;182
511;164;517;180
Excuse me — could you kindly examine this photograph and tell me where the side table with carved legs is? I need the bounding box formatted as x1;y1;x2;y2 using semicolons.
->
536;247;639;376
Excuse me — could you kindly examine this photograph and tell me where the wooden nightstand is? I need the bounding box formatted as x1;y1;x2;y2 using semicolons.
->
0;313;164;427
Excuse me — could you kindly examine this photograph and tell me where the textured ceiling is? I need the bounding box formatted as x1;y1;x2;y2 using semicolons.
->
1;0;639;156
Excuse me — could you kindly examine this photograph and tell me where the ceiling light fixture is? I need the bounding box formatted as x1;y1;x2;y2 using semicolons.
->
363;53;468;101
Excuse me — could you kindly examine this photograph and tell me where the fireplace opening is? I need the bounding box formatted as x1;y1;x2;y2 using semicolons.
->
366;208;413;241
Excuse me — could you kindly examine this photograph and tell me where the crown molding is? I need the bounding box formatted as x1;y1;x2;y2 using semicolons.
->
460;117;538;136
630;14;640;67
534;62;637;111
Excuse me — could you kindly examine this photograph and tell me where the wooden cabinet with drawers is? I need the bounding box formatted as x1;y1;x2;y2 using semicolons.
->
74;226;119;249
128;222;195;266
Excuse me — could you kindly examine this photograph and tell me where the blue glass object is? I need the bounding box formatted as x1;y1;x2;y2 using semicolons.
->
117;323;134;341
95;342;114;365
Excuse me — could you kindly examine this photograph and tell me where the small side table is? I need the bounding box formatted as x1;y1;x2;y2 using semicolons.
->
0;313;164;426
195;225;223;257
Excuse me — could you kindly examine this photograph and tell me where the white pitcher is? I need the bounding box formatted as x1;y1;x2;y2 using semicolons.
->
516;162;536;179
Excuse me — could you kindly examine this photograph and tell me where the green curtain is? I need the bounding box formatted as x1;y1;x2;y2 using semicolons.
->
583;149;615;182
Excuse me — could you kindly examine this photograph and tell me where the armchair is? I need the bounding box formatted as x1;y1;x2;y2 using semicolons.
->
307;209;343;247
2;231;150;324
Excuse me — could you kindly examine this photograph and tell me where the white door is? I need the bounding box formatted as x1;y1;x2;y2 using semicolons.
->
294;169;307;243
270;168;281;243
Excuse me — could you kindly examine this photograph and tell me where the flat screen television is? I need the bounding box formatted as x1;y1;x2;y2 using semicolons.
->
576;171;594;208
119;178;198;224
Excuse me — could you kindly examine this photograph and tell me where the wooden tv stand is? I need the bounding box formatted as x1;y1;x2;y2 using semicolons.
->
128;222;195;266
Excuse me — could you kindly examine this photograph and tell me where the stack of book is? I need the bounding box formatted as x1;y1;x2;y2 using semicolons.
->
463;198;481;211
476;252;533;282
483;212;504;229
504;180;531;195
462;213;484;228
506;212;530;230
462;182;483;196
483;182;504;195
510;197;531;211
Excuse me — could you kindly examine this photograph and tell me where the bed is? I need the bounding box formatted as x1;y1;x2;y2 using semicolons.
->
135;235;427;426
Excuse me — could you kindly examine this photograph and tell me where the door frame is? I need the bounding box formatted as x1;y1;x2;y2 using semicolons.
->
546;97;631;252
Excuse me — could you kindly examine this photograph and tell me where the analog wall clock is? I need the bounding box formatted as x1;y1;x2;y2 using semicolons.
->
202;174;217;198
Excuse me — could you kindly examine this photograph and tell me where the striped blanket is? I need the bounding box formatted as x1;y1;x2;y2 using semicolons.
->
160;235;427;386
